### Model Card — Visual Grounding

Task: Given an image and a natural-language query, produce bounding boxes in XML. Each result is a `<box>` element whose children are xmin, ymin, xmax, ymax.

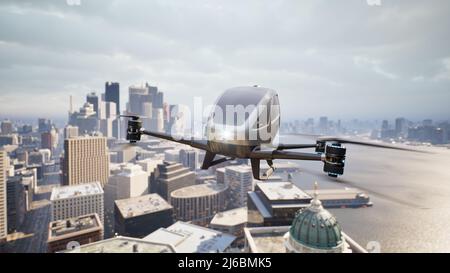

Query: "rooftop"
<box><xmin>244</xmin><ymin>226</ymin><xmax>290</xmax><ymax>253</ymax></box>
<box><xmin>256</xmin><ymin>182</ymin><xmax>311</xmax><ymax>201</ymax></box>
<box><xmin>170</xmin><ymin>181</ymin><xmax>227</xmax><ymax>198</ymax></box>
<box><xmin>210</xmin><ymin>207</ymin><xmax>248</xmax><ymax>227</ymax></box>
<box><xmin>50</xmin><ymin>182</ymin><xmax>103</xmax><ymax>200</ymax></box>
<box><xmin>115</xmin><ymin>193</ymin><xmax>172</xmax><ymax>219</ymax></box>
<box><xmin>225</xmin><ymin>165</ymin><xmax>252</xmax><ymax>173</ymax></box>
<box><xmin>143</xmin><ymin>221</ymin><xmax>236</xmax><ymax>253</ymax></box>
<box><xmin>305</xmin><ymin>188</ymin><xmax>367</xmax><ymax>200</ymax></box>
<box><xmin>63</xmin><ymin>236</ymin><xmax>175</xmax><ymax>253</ymax></box>
<box><xmin>48</xmin><ymin>213</ymin><xmax>102</xmax><ymax>242</ymax></box>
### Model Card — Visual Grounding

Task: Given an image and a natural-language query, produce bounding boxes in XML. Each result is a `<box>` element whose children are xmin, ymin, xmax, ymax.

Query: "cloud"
<box><xmin>0</xmin><ymin>0</ymin><xmax>449</xmax><ymax>121</ymax></box>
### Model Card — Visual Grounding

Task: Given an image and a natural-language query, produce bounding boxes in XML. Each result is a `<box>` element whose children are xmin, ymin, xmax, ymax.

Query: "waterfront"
<box><xmin>282</xmin><ymin>135</ymin><xmax>450</xmax><ymax>253</ymax></box>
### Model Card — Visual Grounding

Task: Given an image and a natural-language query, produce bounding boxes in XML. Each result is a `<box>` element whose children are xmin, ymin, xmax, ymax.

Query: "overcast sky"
<box><xmin>0</xmin><ymin>0</ymin><xmax>449</xmax><ymax>122</ymax></box>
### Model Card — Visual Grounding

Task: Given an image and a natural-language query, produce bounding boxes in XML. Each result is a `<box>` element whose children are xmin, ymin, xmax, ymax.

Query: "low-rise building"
<box><xmin>114</xmin><ymin>193</ymin><xmax>173</xmax><ymax>238</ymax></box>
<box><xmin>47</xmin><ymin>213</ymin><xmax>103</xmax><ymax>253</ymax></box>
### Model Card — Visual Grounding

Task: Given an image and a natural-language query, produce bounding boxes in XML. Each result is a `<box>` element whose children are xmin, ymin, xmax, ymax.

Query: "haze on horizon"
<box><xmin>0</xmin><ymin>0</ymin><xmax>449</xmax><ymax>121</ymax></box>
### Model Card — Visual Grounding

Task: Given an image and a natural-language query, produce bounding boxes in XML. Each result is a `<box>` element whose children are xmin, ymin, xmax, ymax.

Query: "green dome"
<box><xmin>289</xmin><ymin>199</ymin><xmax>343</xmax><ymax>249</ymax></box>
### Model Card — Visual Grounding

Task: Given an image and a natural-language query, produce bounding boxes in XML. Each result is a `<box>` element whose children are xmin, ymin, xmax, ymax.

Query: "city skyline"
<box><xmin>0</xmin><ymin>1</ymin><xmax>450</xmax><ymax>120</ymax></box>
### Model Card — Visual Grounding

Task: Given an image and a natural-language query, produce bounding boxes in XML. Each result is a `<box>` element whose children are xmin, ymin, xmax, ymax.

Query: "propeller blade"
<box><xmin>113</xmin><ymin>142</ymin><xmax>138</xmax><ymax>151</ymax></box>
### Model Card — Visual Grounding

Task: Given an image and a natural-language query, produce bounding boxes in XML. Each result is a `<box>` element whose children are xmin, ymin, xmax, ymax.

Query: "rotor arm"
<box><xmin>276</xmin><ymin>144</ymin><xmax>318</xmax><ymax>150</ymax></box>
<box><xmin>250</xmin><ymin>149</ymin><xmax>322</xmax><ymax>161</ymax></box>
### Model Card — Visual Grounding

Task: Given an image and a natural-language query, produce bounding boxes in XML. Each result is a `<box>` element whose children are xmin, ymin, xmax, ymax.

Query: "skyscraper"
<box><xmin>63</xmin><ymin>125</ymin><xmax>79</xmax><ymax>139</ymax></box>
<box><xmin>105</xmin><ymin>82</ymin><xmax>120</xmax><ymax>116</ymax></box>
<box><xmin>0</xmin><ymin>150</ymin><xmax>8</xmax><ymax>242</ymax></box>
<box><xmin>225</xmin><ymin>165</ymin><xmax>254</xmax><ymax>209</ymax></box>
<box><xmin>179</xmin><ymin>149</ymin><xmax>199</xmax><ymax>171</ymax></box>
<box><xmin>62</xmin><ymin>136</ymin><xmax>109</xmax><ymax>186</ymax></box>
<box><xmin>86</xmin><ymin>92</ymin><xmax>99</xmax><ymax>115</ymax></box>
<box><xmin>1</xmin><ymin>120</ymin><xmax>13</xmax><ymax>135</ymax></box>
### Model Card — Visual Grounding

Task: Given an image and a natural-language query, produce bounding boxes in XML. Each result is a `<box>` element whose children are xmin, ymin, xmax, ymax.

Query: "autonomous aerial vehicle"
<box><xmin>121</xmin><ymin>86</ymin><xmax>420</xmax><ymax>180</ymax></box>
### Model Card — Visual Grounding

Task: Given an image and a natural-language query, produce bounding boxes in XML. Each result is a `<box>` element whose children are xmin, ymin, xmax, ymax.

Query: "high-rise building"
<box><xmin>1</xmin><ymin>120</ymin><xmax>13</xmax><ymax>135</ymax></box>
<box><xmin>395</xmin><ymin>117</ymin><xmax>407</xmax><ymax>138</ymax></box>
<box><xmin>179</xmin><ymin>149</ymin><xmax>199</xmax><ymax>171</ymax></box>
<box><xmin>50</xmin><ymin>182</ymin><xmax>104</xmax><ymax>224</ymax></box>
<box><xmin>86</xmin><ymin>92</ymin><xmax>99</xmax><ymax>115</ymax></box>
<box><xmin>170</xmin><ymin>181</ymin><xmax>228</xmax><ymax>225</ymax></box>
<box><xmin>150</xmin><ymin>161</ymin><xmax>195</xmax><ymax>201</ymax></box>
<box><xmin>41</xmin><ymin>131</ymin><xmax>53</xmax><ymax>150</ymax></box>
<box><xmin>0</xmin><ymin>150</ymin><xmax>8</xmax><ymax>242</ymax></box>
<box><xmin>105</xmin><ymin>82</ymin><xmax>120</xmax><ymax>116</ymax></box>
<box><xmin>319</xmin><ymin>116</ymin><xmax>328</xmax><ymax>134</ymax></box>
<box><xmin>64</xmin><ymin>125</ymin><xmax>79</xmax><ymax>139</ymax></box>
<box><xmin>38</xmin><ymin>118</ymin><xmax>52</xmax><ymax>133</ymax></box>
<box><xmin>47</xmin><ymin>213</ymin><xmax>103</xmax><ymax>253</ymax></box>
<box><xmin>114</xmin><ymin>194</ymin><xmax>173</xmax><ymax>238</ymax></box>
<box><xmin>225</xmin><ymin>165</ymin><xmax>254</xmax><ymax>209</ymax></box>
<box><xmin>68</xmin><ymin>103</ymin><xmax>98</xmax><ymax>135</ymax></box>
<box><xmin>105</xmin><ymin>163</ymin><xmax>149</xmax><ymax>236</ymax></box>
<box><xmin>62</xmin><ymin>136</ymin><xmax>109</xmax><ymax>186</ymax></box>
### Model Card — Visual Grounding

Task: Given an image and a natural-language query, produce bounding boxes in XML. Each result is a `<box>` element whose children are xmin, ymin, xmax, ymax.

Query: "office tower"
<box><xmin>1</xmin><ymin>120</ymin><xmax>13</xmax><ymax>135</ymax></box>
<box><xmin>0</xmin><ymin>135</ymin><xmax>19</xmax><ymax>146</ymax></box>
<box><xmin>6</xmin><ymin>176</ymin><xmax>27</xmax><ymax>232</ymax></box>
<box><xmin>38</xmin><ymin>118</ymin><xmax>52</xmax><ymax>133</ymax></box>
<box><xmin>210</xmin><ymin>207</ymin><xmax>248</xmax><ymax>238</ymax></box>
<box><xmin>86</xmin><ymin>92</ymin><xmax>99</xmax><ymax>115</ymax></box>
<box><xmin>64</xmin><ymin>125</ymin><xmax>79</xmax><ymax>139</ymax></box>
<box><xmin>50</xmin><ymin>182</ymin><xmax>104</xmax><ymax>224</ymax></box>
<box><xmin>170</xmin><ymin>181</ymin><xmax>228</xmax><ymax>225</ymax></box>
<box><xmin>150</xmin><ymin>161</ymin><xmax>195</xmax><ymax>201</ymax></box>
<box><xmin>114</xmin><ymin>194</ymin><xmax>173</xmax><ymax>238</ymax></box>
<box><xmin>216</xmin><ymin>168</ymin><xmax>225</xmax><ymax>184</ymax></box>
<box><xmin>225</xmin><ymin>165</ymin><xmax>254</xmax><ymax>209</ymax></box>
<box><xmin>47</xmin><ymin>213</ymin><xmax>103</xmax><ymax>253</ymax></box>
<box><xmin>144</xmin><ymin>221</ymin><xmax>236</xmax><ymax>253</ymax></box>
<box><xmin>395</xmin><ymin>117</ymin><xmax>407</xmax><ymax>138</ymax></box>
<box><xmin>62</xmin><ymin>136</ymin><xmax>109</xmax><ymax>186</ymax></box>
<box><xmin>135</xmin><ymin>157</ymin><xmax>163</xmax><ymax>177</ymax></box>
<box><xmin>164</xmin><ymin>149</ymin><xmax>180</xmax><ymax>162</ymax></box>
<box><xmin>150</xmin><ymin>108</ymin><xmax>164</xmax><ymax>132</ymax></box>
<box><xmin>319</xmin><ymin>116</ymin><xmax>328</xmax><ymax>134</ymax></box>
<box><xmin>128</xmin><ymin>85</ymin><xmax>150</xmax><ymax>115</ymax></box>
<box><xmin>179</xmin><ymin>149</ymin><xmax>199</xmax><ymax>171</ymax></box>
<box><xmin>41</xmin><ymin>131</ymin><xmax>53</xmax><ymax>150</ymax></box>
<box><xmin>0</xmin><ymin>150</ymin><xmax>7</xmax><ymax>242</ymax></box>
<box><xmin>68</xmin><ymin>103</ymin><xmax>98</xmax><ymax>135</ymax></box>
<box><xmin>105</xmin><ymin>164</ymin><xmax>150</xmax><ymax>235</ymax></box>
<box><xmin>105</xmin><ymin>82</ymin><xmax>120</xmax><ymax>116</ymax></box>
<box><xmin>63</xmin><ymin>236</ymin><xmax>175</xmax><ymax>253</ymax></box>
<box><xmin>247</xmin><ymin>181</ymin><xmax>312</xmax><ymax>226</ymax></box>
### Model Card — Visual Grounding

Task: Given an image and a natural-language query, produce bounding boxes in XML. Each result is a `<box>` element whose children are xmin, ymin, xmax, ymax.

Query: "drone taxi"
<box><xmin>122</xmin><ymin>86</ymin><xmax>419</xmax><ymax>180</ymax></box>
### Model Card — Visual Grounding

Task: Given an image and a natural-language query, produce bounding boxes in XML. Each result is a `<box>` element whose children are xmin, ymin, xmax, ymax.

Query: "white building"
<box><xmin>50</xmin><ymin>182</ymin><xmax>104</xmax><ymax>224</ymax></box>
<box><xmin>225</xmin><ymin>165</ymin><xmax>254</xmax><ymax>208</ymax></box>
<box><xmin>144</xmin><ymin>221</ymin><xmax>236</xmax><ymax>253</ymax></box>
<box><xmin>179</xmin><ymin>149</ymin><xmax>199</xmax><ymax>171</ymax></box>
<box><xmin>105</xmin><ymin>164</ymin><xmax>149</xmax><ymax>211</ymax></box>
<box><xmin>164</xmin><ymin>149</ymin><xmax>180</xmax><ymax>163</ymax></box>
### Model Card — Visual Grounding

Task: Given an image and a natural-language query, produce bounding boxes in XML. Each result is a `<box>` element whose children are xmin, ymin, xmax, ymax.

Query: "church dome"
<box><xmin>287</xmin><ymin>183</ymin><xmax>344</xmax><ymax>252</ymax></box>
